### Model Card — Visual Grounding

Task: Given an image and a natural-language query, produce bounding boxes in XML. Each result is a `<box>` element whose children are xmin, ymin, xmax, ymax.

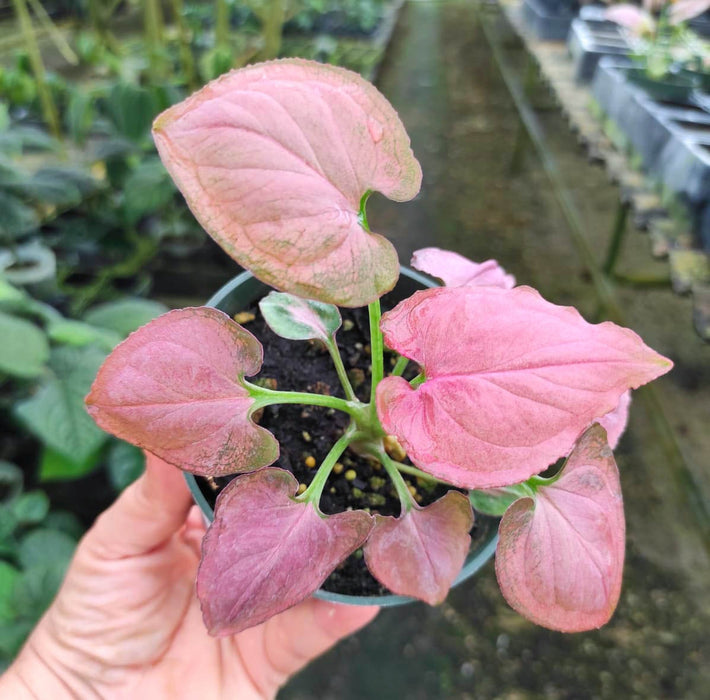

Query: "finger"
<box><xmin>185</xmin><ymin>504</ymin><xmax>207</xmax><ymax>531</ymax></box>
<box><xmin>240</xmin><ymin>598</ymin><xmax>379</xmax><ymax>694</ymax></box>
<box><xmin>182</xmin><ymin>506</ymin><xmax>207</xmax><ymax>558</ymax></box>
<box><xmin>84</xmin><ymin>451</ymin><xmax>194</xmax><ymax>558</ymax></box>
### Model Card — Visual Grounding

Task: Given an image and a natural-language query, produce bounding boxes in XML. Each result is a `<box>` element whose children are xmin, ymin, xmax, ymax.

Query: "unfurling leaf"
<box><xmin>197</xmin><ymin>468</ymin><xmax>373</xmax><ymax>635</ymax></box>
<box><xmin>364</xmin><ymin>491</ymin><xmax>473</xmax><ymax>605</ymax></box>
<box><xmin>495</xmin><ymin>424</ymin><xmax>625</xmax><ymax>632</ymax></box>
<box><xmin>377</xmin><ymin>286</ymin><xmax>672</xmax><ymax>488</ymax></box>
<box><xmin>259</xmin><ymin>291</ymin><xmax>341</xmax><ymax>343</ymax></box>
<box><xmin>153</xmin><ymin>59</ymin><xmax>422</xmax><ymax>307</ymax></box>
<box><xmin>411</xmin><ymin>247</ymin><xmax>515</xmax><ymax>289</ymax></box>
<box><xmin>86</xmin><ymin>307</ymin><xmax>278</xmax><ymax>476</ymax></box>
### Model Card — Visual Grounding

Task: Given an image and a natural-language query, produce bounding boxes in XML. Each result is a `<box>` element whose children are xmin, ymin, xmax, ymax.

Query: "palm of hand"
<box><xmin>4</xmin><ymin>456</ymin><xmax>377</xmax><ymax>700</ymax></box>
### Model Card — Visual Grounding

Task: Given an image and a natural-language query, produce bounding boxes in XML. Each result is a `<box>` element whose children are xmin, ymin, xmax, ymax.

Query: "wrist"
<box><xmin>0</xmin><ymin>667</ymin><xmax>33</xmax><ymax>699</ymax></box>
<box><xmin>0</xmin><ymin>630</ymin><xmax>82</xmax><ymax>700</ymax></box>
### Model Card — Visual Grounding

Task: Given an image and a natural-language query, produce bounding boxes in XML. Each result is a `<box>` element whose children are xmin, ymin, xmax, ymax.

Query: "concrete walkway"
<box><xmin>280</xmin><ymin>2</ymin><xmax>710</xmax><ymax>698</ymax></box>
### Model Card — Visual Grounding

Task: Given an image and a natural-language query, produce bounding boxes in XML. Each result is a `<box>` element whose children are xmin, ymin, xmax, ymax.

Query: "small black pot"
<box><xmin>185</xmin><ymin>267</ymin><xmax>499</xmax><ymax>607</ymax></box>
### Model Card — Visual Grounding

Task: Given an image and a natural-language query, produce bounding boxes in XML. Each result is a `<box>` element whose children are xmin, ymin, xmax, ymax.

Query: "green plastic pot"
<box><xmin>185</xmin><ymin>267</ymin><xmax>499</xmax><ymax>607</ymax></box>
<box><xmin>627</xmin><ymin>69</ymin><xmax>700</xmax><ymax>105</ymax></box>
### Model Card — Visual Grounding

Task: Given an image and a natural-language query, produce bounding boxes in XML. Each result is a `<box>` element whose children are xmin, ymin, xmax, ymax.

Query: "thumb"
<box><xmin>84</xmin><ymin>451</ymin><xmax>194</xmax><ymax>558</ymax></box>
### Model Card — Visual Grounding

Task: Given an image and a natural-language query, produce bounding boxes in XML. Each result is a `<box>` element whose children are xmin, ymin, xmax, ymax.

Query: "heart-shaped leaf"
<box><xmin>259</xmin><ymin>291</ymin><xmax>341</xmax><ymax>342</ymax></box>
<box><xmin>86</xmin><ymin>307</ymin><xmax>278</xmax><ymax>476</ymax></box>
<box><xmin>411</xmin><ymin>247</ymin><xmax>515</xmax><ymax>289</ymax></box>
<box><xmin>197</xmin><ymin>468</ymin><xmax>373</xmax><ymax>635</ymax></box>
<box><xmin>153</xmin><ymin>59</ymin><xmax>422</xmax><ymax>307</ymax></box>
<box><xmin>364</xmin><ymin>491</ymin><xmax>473</xmax><ymax>605</ymax></box>
<box><xmin>377</xmin><ymin>286</ymin><xmax>672</xmax><ymax>488</ymax></box>
<box><xmin>495</xmin><ymin>424</ymin><xmax>625</xmax><ymax>632</ymax></box>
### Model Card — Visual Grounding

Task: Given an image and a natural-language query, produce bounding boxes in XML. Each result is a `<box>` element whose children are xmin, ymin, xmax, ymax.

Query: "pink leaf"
<box><xmin>670</xmin><ymin>0</ymin><xmax>710</xmax><ymax>24</ymax></box>
<box><xmin>595</xmin><ymin>390</ymin><xmax>631</xmax><ymax>450</ymax></box>
<box><xmin>86</xmin><ymin>307</ymin><xmax>278</xmax><ymax>476</ymax></box>
<box><xmin>364</xmin><ymin>491</ymin><xmax>473</xmax><ymax>605</ymax></box>
<box><xmin>411</xmin><ymin>247</ymin><xmax>515</xmax><ymax>289</ymax></box>
<box><xmin>197</xmin><ymin>468</ymin><xmax>373</xmax><ymax>635</ymax></box>
<box><xmin>153</xmin><ymin>59</ymin><xmax>422</xmax><ymax>307</ymax></box>
<box><xmin>604</xmin><ymin>5</ymin><xmax>655</xmax><ymax>33</ymax></box>
<box><xmin>495</xmin><ymin>424</ymin><xmax>625</xmax><ymax>632</ymax></box>
<box><xmin>377</xmin><ymin>286</ymin><xmax>672</xmax><ymax>488</ymax></box>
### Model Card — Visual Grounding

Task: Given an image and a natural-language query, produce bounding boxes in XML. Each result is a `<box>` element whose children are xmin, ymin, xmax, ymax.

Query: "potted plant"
<box><xmin>605</xmin><ymin>0</ymin><xmax>710</xmax><ymax>102</ymax></box>
<box><xmin>85</xmin><ymin>59</ymin><xmax>672</xmax><ymax>636</ymax></box>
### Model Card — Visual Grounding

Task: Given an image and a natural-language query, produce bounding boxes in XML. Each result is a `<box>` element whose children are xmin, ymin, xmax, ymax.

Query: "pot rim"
<box><xmin>184</xmin><ymin>267</ymin><xmax>498</xmax><ymax>607</ymax></box>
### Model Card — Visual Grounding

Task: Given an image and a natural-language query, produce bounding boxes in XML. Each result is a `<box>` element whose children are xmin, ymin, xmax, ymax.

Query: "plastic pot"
<box><xmin>185</xmin><ymin>267</ymin><xmax>499</xmax><ymax>607</ymax></box>
<box><xmin>627</xmin><ymin>70</ymin><xmax>700</xmax><ymax>105</ymax></box>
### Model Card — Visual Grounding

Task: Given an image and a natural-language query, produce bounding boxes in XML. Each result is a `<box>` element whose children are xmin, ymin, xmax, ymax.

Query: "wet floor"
<box><xmin>280</xmin><ymin>1</ymin><xmax>710</xmax><ymax>698</ymax></box>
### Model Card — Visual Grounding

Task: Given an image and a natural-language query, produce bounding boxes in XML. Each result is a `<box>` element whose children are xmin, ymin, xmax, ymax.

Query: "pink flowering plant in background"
<box><xmin>85</xmin><ymin>59</ymin><xmax>672</xmax><ymax>636</ymax></box>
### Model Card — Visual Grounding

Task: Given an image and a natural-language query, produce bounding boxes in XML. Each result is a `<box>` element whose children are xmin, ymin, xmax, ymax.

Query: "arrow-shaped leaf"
<box><xmin>197</xmin><ymin>468</ymin><xmax>373</xmax><ymax>635</ymax></box>
<box><xmin>411</xmin><ymin>247</ymin><xmax>515</xmax><ymax>289</ymax></box>
<box><xmin>495</xmin><ymin>424</ymin><xmax>625</xmax><ymax>632</ymax></box>
<box><xmin>153</xmin><ymin>59</ymin><xmax>422</xmax><ymax>307</ymax></box>
<box><xmin>86</xmin><ymin>307</ymin><xmax>278</xmax><ymax>476</ymax></box>
<box><xmin>377</xmin><ymin>286</ymin><xmax>672</xmax><ymax>488</ymax></box>
<box><xmin>364</xmin><ymin>491</ymin><xmax>473</xmax><ymax>605</ymax></box>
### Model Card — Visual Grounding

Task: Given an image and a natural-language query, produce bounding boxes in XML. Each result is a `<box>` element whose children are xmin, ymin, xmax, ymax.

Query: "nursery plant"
<box><xmin>606</xmin><ymin>0</ymin><xmax>710</xmax><ymax>87</ymax></box>
<box><xmin>85</xmin><ymin>59</ymin><xmax>672</xmax><ymax>636</ymax></box>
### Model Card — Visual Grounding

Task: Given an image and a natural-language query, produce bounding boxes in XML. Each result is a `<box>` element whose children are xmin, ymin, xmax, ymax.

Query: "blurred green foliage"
<box><xmin>0</xmin><ymin>0</ymin><xmax>394</xmax><ymax>666</ymax></box>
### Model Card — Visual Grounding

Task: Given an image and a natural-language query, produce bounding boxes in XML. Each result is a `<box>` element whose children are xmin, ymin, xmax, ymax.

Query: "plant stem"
<box><xmin>358</xmin><ymin>190</ymin><xmax>373</xmax><ymax>232</ymax></box>
<box><xmin>526</xmin><ymin>472</ymin><xmax>560</xmax><ymax>489</ymax></box>
<box><xmin>26</xmin><ymin>0</ymin><xmax>78</xmax><ymax>65</ymax></box>
<box><xmin>410</xmin><ymin>373</ymin><xmax>425</xmax><ymax>388</ymax></box>
<box><xmin>327</xmin><ymin>337</ymin><xmax>356</xmax><ymax>401</ymax></box>
<box><xmin>65</xmin><ymin>230</ymin><xmax>158</xmax><ymax>315</ymax></box>
<box><xmin>378</xmin><ymin>450</ymin><xmax>415</xmax><ymax>512</ymax></box>
<box><xmin>298</xmin><ymin>428</ymin><xmax>358</xmax><ymax>505</ymax></box>
<box><xmin>169</xmin><ymin>0</ymin><xmax>197</xmax><ymax>90</ymax></box>
<box><xmin>246</xmin><ymin>382</ymin><xmax>362</xmax><ymax>418</ymax></box>
<box><xmin>12</xmin><ymin>0</ymin><xmax>61</xmax><ymax>139</ymax></box>
<box><xmin>215</xmin><ymin>0</ymin><xmax>229</xmax><ymax>50</ymax></box>
<box><xmin>144</xmin><ymin>0</ymin><xmax>166</xmax><ymax>80</ymax></box>
<box><xmin>368</xmin><ymin>299</ymin><xmax>384</xmax><ymax>417</ymax></box>
<box><xmin>391</xmin><ymin>355</ymin><xmax>409</xmax><ymax>377</ymax></box>
<box><xmin>390</xmin><ymin>460</ymin><xmax>455</xmax><ymax>487</ymax></box>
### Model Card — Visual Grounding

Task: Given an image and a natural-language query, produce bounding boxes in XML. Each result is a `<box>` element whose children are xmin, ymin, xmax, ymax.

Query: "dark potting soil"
<box><xmin>196</xmin><ymin>299</ymin><xmax>494</xmax><ymax>597</ymax></box>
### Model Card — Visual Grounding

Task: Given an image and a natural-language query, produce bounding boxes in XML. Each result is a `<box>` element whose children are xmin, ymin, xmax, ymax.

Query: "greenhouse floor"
<box><xmin>279</xmin><ymin>2</ymin><xmax>710</xmax><ymax>698</ymax></box>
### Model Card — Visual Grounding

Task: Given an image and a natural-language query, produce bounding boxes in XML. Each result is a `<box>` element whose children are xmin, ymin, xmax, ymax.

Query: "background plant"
<box><xmin>0</xmin><ymin>0</ymin><xmax>403</xmax><ymax>662</ymax></box>
<box><xmin>606</xmin><ymin>0</ymin><xmax>710</xmax><ymax>81</ymax></box>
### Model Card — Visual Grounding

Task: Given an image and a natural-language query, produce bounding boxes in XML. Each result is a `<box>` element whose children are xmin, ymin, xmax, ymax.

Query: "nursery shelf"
<box><xmin>477</xmin><ymin>0</ymin><xmax>710</xmax><ymax>546</ymax></box>
<box><xmin>494</xmin><ymin>0</ymin><xmax>710</xmax><ymax>345</ymax></box>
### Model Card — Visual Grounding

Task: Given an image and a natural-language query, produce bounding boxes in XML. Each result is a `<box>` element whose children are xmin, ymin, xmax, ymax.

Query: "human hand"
<box><xmin>0</xmin><ymin>453</ymin><xmax>378</xmax><ymax>699</ymax></box>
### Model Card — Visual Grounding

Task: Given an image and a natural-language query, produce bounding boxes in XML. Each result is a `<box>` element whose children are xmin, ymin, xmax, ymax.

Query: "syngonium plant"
<box><xmin>605</xmin><ymin>1</ymin><xmax>710</xmax><ymax>80</ymax></box>
<box><xmin>85</xmin><ymin>59</ymin><xmax>672</xmax><ymax>636</ymax></box>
